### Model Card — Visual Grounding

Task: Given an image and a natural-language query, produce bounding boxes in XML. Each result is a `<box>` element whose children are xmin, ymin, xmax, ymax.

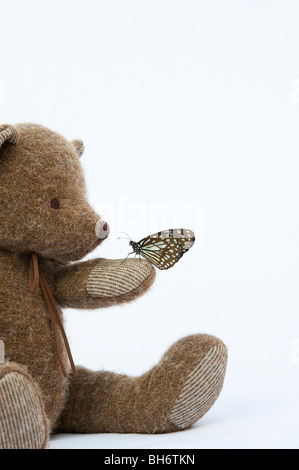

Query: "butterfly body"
<box><xmin>128</xmin><ymin>229</ymin><xmax>195</xmax><ymax>270</ymax></box>
<box><xmin>129</xmin><ymin>240</ymin><xmax>142</xmax><ymax>255</ymax></box>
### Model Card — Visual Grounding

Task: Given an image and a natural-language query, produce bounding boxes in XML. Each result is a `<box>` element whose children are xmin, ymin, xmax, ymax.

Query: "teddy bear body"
<box><xmin>0</xmin><ymin>123</ymin><xmax>228</xmax><ymax>448</ymax></box>
<box><xmin>0</xmin><ymin>251</ymin><xmax>68</xmax><ymax>424</ymax></box>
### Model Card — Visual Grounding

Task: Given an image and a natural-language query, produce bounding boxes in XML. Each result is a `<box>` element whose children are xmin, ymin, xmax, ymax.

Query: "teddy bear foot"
<box><xmin>57</xmin><ymin>334</ymin><xmax>227</xmax><ymax>434</ymax></box>
<box><xmin>133</xmin><ymin>333</ymin><xmax>228</xmax><ymax>433</ymax></box>
<box><xmin>164</xmin><ymin>334</ymin><xmax>228</xmax><ymax>431</ymax></box>
<box><xmin>0</xmin><ymin>362</ymin><xmax>50</xmax><ymax>449</ymax></box>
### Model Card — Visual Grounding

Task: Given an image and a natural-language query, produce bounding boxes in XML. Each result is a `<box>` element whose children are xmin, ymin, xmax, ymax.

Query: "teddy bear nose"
<box><xmin>95</xmin><ymin>219</ymin><xmax>110</xmax><ymax>240</ymax></box>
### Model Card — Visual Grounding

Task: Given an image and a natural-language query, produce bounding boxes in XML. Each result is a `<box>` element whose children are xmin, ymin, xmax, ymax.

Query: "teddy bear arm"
<box><xmin>53</xmin><ymin>258</ymin><xmax>156</xmax><ymax>309</ymax></box>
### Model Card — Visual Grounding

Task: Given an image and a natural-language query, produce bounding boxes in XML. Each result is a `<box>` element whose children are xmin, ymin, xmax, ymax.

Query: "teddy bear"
<box><xmin>0</xmin><ymin>123</ymin><xmax>228</xmax><ymax>449</ymax></box>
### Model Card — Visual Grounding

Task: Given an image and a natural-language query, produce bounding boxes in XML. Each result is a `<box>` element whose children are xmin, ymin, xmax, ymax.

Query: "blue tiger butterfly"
<box><xmin>124</xmin><ymin>228</ymin><xmax>195</xmax><ymax>270</ymax></box>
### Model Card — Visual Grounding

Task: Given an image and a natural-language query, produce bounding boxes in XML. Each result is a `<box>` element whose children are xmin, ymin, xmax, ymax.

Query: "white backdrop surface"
<box><xmin>1</xmin><ymin>0</ymin><xmax>299</xmax><ymax>449</ymax></box>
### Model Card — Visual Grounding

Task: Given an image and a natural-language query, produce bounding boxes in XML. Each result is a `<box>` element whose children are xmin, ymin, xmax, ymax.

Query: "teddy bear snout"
<box><xmin>95</xmin><ymin>219</ymin><xmax>110</xmax><ymax>240</ymax></box>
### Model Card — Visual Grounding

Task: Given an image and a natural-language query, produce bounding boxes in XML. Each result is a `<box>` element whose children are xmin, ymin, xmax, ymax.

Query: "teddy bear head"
<box><xmin>0</xmin><ymin>123</ymin><xmax>110</xmax><ymax>263</ymax></box>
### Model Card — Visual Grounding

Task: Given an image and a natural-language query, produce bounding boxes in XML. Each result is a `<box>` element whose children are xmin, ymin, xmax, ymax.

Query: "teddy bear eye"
<box><xmin>50</xmin><ymin>198</ymin><xmax>60</xmax><ymax>210</ymax></box>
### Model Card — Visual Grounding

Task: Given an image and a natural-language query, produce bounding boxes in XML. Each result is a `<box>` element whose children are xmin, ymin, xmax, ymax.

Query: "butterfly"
<box><xmin>124</xmin><ymin>229</ymin><xmax>195</xmax><ymax>270</ymax></box>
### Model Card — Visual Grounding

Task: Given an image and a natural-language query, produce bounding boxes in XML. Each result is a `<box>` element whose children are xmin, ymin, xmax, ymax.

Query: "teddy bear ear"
<box><xmin>71</xmin><ymin>139</ymin><xmax>84</xmax><ymax>158</ymax></box>
<box><xmin>0</xmin><ymin>124</ymin><xmax>19</xmax><ymax>148</ymax></box>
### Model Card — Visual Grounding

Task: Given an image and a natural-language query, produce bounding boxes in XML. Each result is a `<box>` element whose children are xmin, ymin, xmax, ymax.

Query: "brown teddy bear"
<box><xmin>0</xmin><ymin>123</ymin><xmax>228</xmax><ymax>449</ymax></box>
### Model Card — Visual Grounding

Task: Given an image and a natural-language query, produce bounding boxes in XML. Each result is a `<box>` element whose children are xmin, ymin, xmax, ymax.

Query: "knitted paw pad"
<box><xmin>169</xmin><ymin>342</ymin><xmax>227</xmax><ymax>429</ymax></box>
<box><xmin>86</xmin><ymin>259</ymin><xmax>153</xmax><ymax>298</ymax></box>
<box><xmin>0</xmin><ymin>367</ymin><xmax>49</xmax><ymax>449</ymax></box>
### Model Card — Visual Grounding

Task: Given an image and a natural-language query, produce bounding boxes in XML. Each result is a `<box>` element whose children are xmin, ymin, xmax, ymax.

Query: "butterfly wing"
<box><xmin>137</xmin><ymin>229</ymin><xmax>195</xmax><ymax>270</ymax></box>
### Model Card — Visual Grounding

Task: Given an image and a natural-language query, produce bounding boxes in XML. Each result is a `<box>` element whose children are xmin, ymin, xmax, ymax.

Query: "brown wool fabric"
<box><xmin>0</xmin><ymin>123</ymin><xmax>228</xmax><ymax>448</ymax></box>
<box><xmin>56</xmin><ymin>334</ymin><xmax>227</xmax><ymax>434</ymax></box>
<box><xmin>0</xmin><ymin>340</ymin><xmax>4</xmax><ymax>363</ymax></box>
<box><xmin>55</xmin><ymin>258</ymin><xmax>156</xmax><ymax>309</ymax></box>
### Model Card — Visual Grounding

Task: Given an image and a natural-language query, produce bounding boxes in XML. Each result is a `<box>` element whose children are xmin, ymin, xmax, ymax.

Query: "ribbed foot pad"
<box><xmin>169</xmin><ymin>342</ymin><xmax>227</xmax><ymax>429</ymax></box>
<box><xmin>0</xmin><ymin>363</ymin><xmax>49</xmax><ymax>449</ymax></box>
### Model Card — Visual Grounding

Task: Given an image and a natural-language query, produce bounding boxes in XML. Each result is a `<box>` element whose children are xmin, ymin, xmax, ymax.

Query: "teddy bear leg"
<box><xmin>0</xmin><ymin>362</ymin><xmax>50</xmax><ymax>449</ymax></box>
<box><xmin>57</xmin><ymin>334</ymin><xmax>227</xmax><ymax>434</ymax></box>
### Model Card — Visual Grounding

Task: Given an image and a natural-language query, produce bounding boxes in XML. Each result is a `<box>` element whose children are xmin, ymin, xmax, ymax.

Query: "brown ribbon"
<box><xmin>29</xmin><ymin>254</ymin><xmax>77</xmax><ymax>377</ymax></box>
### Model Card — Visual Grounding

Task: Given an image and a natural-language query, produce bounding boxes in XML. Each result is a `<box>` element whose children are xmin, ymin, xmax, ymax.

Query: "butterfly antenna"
<box><xmin>118</xmin><ymin>231</ymin><xmax>133</xmax><ymax>241</ymax></box>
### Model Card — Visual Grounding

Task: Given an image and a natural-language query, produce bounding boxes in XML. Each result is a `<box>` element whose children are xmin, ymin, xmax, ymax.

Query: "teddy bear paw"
<box><xmin>86</xmin><ymin>258</ymin><xmax>155</xmax><ymax>301</ymax></box>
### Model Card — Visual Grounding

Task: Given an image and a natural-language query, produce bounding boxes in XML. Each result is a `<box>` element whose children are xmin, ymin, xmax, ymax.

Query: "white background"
<box><xmin>1</xmin><ymin>0</ymin><xmax>299</xmax><ymax>449</ymax></box>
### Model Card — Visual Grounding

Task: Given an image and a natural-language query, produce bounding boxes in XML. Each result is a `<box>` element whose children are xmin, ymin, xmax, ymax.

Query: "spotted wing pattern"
<box><xmin>135</xmin><ymin>229</ymin><xmax>195</xmax><ymax>270</ymax></box>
